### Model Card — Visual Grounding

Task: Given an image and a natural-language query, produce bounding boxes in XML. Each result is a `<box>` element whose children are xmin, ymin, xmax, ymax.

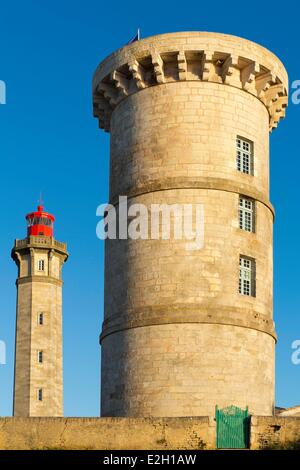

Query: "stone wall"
<box><xmin>1</xmin><ymin>416</ymin><xmax>300</xmax><ymax>449</ymax></box>
<box><xmin>250</xmin><ymin>416</ymin><xmax>300</xmax><ymax>449</ymax></box>
<box><xmin>0</xmin><ymin>417</ymin><xmax>215</xmax><ymax>450</ymax></box>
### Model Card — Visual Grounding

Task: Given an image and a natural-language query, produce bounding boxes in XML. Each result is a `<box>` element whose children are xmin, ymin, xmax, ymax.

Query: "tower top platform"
<box><xmin>93</xmin><ymin>31</ymin><xmax>288</xmax><ymax>132</ymax></box>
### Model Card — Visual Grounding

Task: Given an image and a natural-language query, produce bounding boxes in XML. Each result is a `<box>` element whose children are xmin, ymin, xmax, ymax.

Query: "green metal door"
<box><xmin>216</xmin><ymin>405</ymin><xmax>249</xmax><ymax>449</ymax></box>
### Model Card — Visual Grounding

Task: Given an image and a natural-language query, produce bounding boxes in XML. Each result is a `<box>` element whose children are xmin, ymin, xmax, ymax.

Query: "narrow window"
<box><xmin>239</xmin><ymin>197</ymin><xmax>255</xmax><ymax>232</ymax></box>
<box><xmin>38</xmin><ymin>312</ymin><xmax>44</xmax><ymax>325</ymax></box>
<box><xmin>38</xmin><ymin>388</ymin><xmax>43</xmax><ymax>401</ymax></box>
<box><xmin>236</xmin><ymin>137</ymin><xmax>253</xmax><ymax>175</ymax></box>
<box><xmin>38</xmin><ymin>351</ymin><xmax>43</xmax><ymax>363</ymax></box>
<box><xmin>239</xmin><ymin>256</ymin><xmax>256</xmax><ymax>297</ymax></box>
<box><xmin>38</xmin><ymin>259</ymin><xmax>45</xmax><ymax>271</ymax></box>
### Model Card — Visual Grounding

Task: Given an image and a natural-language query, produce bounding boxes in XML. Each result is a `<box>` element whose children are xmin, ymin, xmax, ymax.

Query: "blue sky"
<box><xmin>0</xmin><ymin>0</ymin><xmax>299</xmax><ymax>416</ymax></box>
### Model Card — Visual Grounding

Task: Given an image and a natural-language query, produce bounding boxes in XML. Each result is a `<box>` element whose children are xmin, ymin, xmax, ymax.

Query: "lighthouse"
<box><xmin>93</xmin><ymin>32</ymin><xmax>288</xmax><ymax>417</ymax></box>
<box><xmin>12</xmin><ymin>205</ymin><xmax>68</xmax><ymax>417</ymax></box>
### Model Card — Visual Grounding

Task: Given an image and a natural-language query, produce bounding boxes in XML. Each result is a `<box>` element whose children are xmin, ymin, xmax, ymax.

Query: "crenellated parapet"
<box><xmin>93</xmin><ymin>32</ymin><xmax>288</xmax><ymax>133</ymax></box>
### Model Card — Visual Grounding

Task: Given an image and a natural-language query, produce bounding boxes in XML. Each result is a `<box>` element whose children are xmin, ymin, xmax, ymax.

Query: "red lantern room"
<box><xmin>26</xmin><ymin>205</ymin><xmax>55</xmax><ymax>237</ymax></box>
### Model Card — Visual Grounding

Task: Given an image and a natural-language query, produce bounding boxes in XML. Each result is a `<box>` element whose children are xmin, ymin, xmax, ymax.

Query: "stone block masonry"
<box><xmin>1</xmin><ymin>417</ymin><xmax>300</xmax><ymax>449</ymax></box>
<box><xmin>250</xmin><ymin>416</ymin><xmax>300</xmax><ymax>449</ymax></box>
<box><xmin>12</xmin><ymin>235</ymin><xmax>68</xmax><ymax>417</ymax></box>
<box><xmin>0</xmin><ymin>417</ymin><xmax>215</xmax><ymax>450</ymax></box>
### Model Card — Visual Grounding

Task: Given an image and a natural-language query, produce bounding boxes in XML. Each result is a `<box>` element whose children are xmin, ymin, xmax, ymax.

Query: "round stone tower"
<box><xmin>93</xmin><ymin>32</ymin><xmax>288</xmax><ymax>417</ymax></box>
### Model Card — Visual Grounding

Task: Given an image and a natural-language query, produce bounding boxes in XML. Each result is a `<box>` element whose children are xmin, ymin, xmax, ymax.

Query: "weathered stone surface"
<box><xmin>0</xmin><ymin>417</ymin><xmax>215</xmax><ymax>450</ymax></box>
<box><xmin>1</xmin><ymin>416</ymin><xmax>300</xmax><ymax>450</ymax></box>
<box><xmin>250</xmin><ymin>416</ymin><xmax>300</xmax><ymax>449</ymax></box>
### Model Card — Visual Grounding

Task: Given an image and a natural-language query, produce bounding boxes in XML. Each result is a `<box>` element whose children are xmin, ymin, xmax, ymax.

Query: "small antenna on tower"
<box><xmin>38</xmin><ymin>192</ymin><xmax>44</xmax><ymax>210</ymax></box>
<box><xmin>126</xmin><ymin>29</ymin><xmax>141</xmax><ymax>45</ymax></box>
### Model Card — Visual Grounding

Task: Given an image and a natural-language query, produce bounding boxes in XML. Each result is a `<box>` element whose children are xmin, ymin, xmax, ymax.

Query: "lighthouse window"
<box><xmin>236</xmin><ymin>137</ymin><xmax>253</xmax><ymax>175</ymax></box>
<box><xmin>38</xmin><ymin>388</ymin><xmax>43</xmax><ymax>401</ymax></box>
<box><xmin>239</xmin><ymin>197</ymin><xmax>255</xmax><ymax>232</ymax></box>
<box><xmin>239</xmin><ymin>256</ymin><xmax>256</xmax><ymax>297</ymax></box>
<box><xmin>38</xmin><ymin>259</ymin><xmax>45</xmax><ymax>271</ymax></box>
<box><xmin>38</xmin><ymin>351</ymin><xmax>43</xmax><ymax>363</ymax></box>
<box><xmin>30</xmin><ymin>217</ymin><xmax>52</xmax><ymax>226</ymax></box>
<box><xmin>38</xmin><ymin>312</ymin><xmax>44</xmax><ymax>325</ymax></box>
